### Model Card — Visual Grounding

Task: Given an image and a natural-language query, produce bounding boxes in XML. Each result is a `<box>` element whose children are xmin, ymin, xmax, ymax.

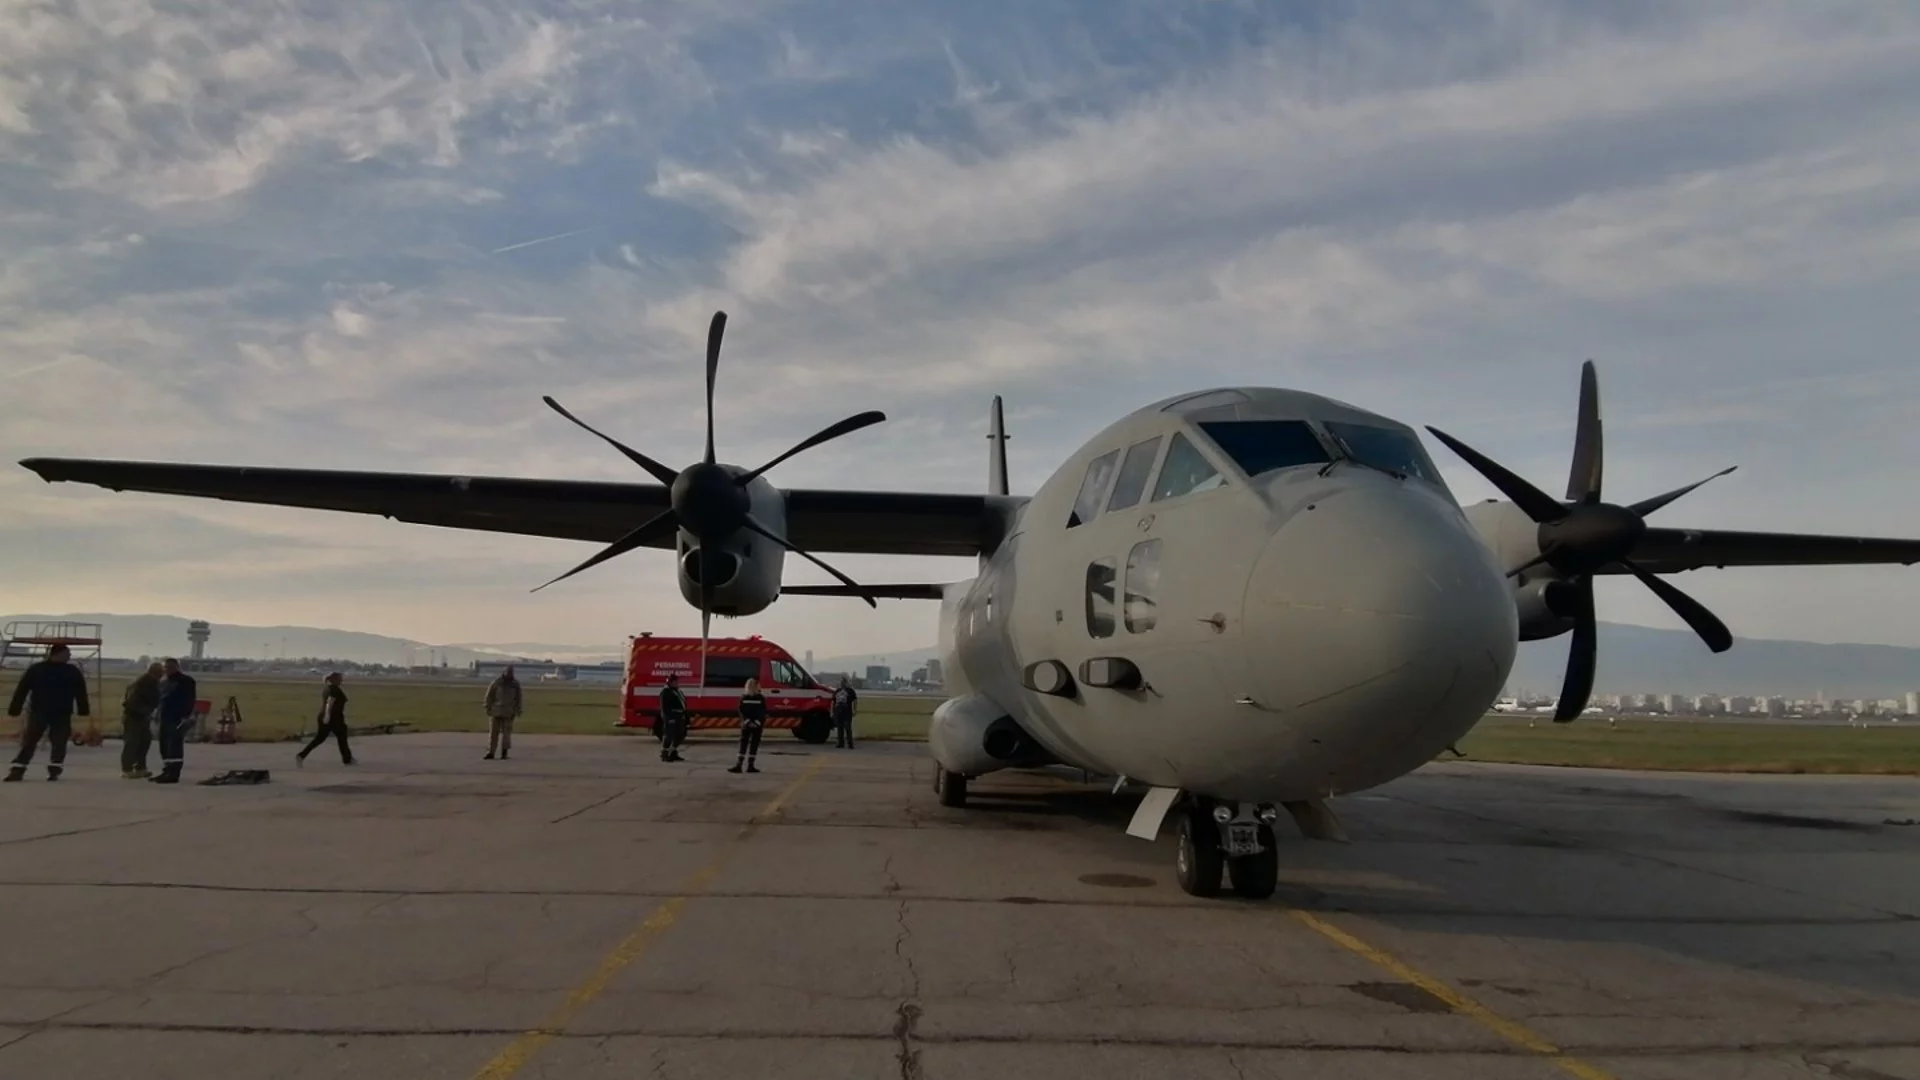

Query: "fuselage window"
<box><xmin>1151</xmin><ymin>432</ymin><xmax>1228</xmax><ymax>501</ymax></box>
<box><xmin>1323</xmin><ymin>420</ymin><xmax>1448</xmax><ymax>489</ymax></box>
<box><xmin>1085</xmin><ymin>557</ymin><xmax>1117</xmax><ymax>639</ymax></box>
<box><xmin>1195</xmin><ymin>420</ymin><xmax>1331</xmax><ymax>480</ymax></box>
<box><xmin>1068</xmin><ymin>450</ymin><xmax>1121</xmax><ymax>527</ymax></box>
<box><xmin>1124</xmin><ymin>539</ymin><xmax>1162</xmax><ymax>633</ymax></box>
<box><xmin>1105</xmin><ymin>436</ymin><xmax>1163</xmax><ymax>513</ymax></box>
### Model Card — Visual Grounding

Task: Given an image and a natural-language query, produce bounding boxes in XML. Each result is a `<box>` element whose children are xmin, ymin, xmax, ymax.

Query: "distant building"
<box><xmin>1905</xmin><ymin>691</ymin><xmax>1919</xmax><ymax>717</ymax></box>
<box><xmin>925</xmin><ymin>658</ymin><xmax>943</xmax><ymax>685</ymax></box>
<box><xmin>187</xmin><ymin>620</ymin><xmax>211</xmax><ymax>660</ymax></box>
<box><xmin>866</xmin><ymin>664</ymin><xmax>891</xmax><ymax>686</ymax></box>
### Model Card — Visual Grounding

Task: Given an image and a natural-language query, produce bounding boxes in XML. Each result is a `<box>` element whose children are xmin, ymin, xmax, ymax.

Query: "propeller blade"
<box><xmin>704</xmin><ymin>311</ymin><xmax>725</xmax><ymax>466</ymax></box>
<box><xmin>542</xmin><ymin>397</ymin><xmax>680</xmax><ymax>486</ymax></box>
<box><xmin>698</xmin><ymin>546</ymin><xmax>714</xmax><ymax>687</ymax></box>
<box><xmin>1553</xmin><ymin>577</ymin><xmax>1597</xmax><ymax>722</ymax></box>
<box><xmin>735</xmin><ymin>410</ymin><xmax>888</xmax><ymax>486</ymax></box>
<box><xmin>1616</xmin><ymin>557</ymin><xmax>1733</xmax><ymax>653</ymax></box>
<box><xmin>531</xmin><ymin>508</ymin><xmax>678</xmax><ymax>593</ymax></box>
<box><xmin>1566</xmin><ymin>360</ymin><xmax>1604</xmax><ymax>504</ymax></box>
<box><xmin>1626</xmin><ymin>466</ymin><xmax>1737</xmax><ymax>519</ymax></box>
<box><xmin>1425</xmin><ymin>427</ymin><xmax>1569</xmax><ymax>523</ymax></box>
<box><xmin>742</xmin><ymin>515</ymin><xmax>878</xmax><ymax>608</ymax></box>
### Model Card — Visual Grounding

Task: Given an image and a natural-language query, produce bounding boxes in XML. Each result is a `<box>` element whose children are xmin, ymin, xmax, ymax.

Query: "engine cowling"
<box><xmin>1513</xmin><ymin>578</ymin><xmax>1580</xmax><ymax>641</ymax></box>
<box><xmin>929</xmin><ymin>694</ymin><xmax>1055</xmax><ymax>777</ymax></box>
<box><xmin>676</xmin><ymin>531</ymin><xmax>784</xmax><ymax>617</ymax></box>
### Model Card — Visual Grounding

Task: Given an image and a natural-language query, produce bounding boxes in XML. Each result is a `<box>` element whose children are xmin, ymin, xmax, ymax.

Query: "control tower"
<box><xmin>187</xmin><ymin>620</ymin><xmax>211</xmax><ymax>660</ymax></box>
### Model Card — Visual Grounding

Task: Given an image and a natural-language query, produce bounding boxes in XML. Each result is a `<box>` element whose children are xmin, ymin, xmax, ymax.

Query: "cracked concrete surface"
<box><xmin>0</xmin><ymin>733</ymin><xmax>1916</xmax><ymax>1079</ymax></box>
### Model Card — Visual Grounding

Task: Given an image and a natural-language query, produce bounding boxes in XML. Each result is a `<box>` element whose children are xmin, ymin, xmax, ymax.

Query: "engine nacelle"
<box><xmin>928</xmin><ymin>694</ymin><xmax>1055</xmax><ymax>777</ymax></box>
<box><xmin>672</xmin><ymin>469</ymin><xmax>788</xmax><ymax>617</ymax></box>
<box><xmin>1513</xmin><ymin>578</ymin><xmax>1580</xmax><ymax>641</ymax></box>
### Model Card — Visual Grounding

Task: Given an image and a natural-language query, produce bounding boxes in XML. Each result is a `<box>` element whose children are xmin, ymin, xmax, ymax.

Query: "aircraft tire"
<box><xmin>1228</xmin><ymin>826</ymin><xmax>1279</xmax><ymax>900</ymax></box>
<box><xmin>1174</xmin><ymin>811</ymin><xmax>1223</xmax><ymax>897</ymax></box>
<box><xmin>793</xmin><ymin>711</ymin><xmax>833</xmax><ymax>744</ymax></box>
<box><xmin>936</xmin><ymin>769</ymin><xmax>968</xmax><ymax>808</ymax></box>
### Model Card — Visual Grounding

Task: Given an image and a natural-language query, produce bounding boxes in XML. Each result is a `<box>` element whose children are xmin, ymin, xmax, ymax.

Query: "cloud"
<box><xmin>5</xmin><ymin>0</ymin><xmax>1920</xmax><ymax>661</ymax></box>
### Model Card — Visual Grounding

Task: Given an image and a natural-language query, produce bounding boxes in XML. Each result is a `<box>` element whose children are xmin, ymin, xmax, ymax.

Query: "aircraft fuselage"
<box><xmin>933</xmin><ymin>387</ymin><xmax>1519</xmax><ymax>805</ymax></box>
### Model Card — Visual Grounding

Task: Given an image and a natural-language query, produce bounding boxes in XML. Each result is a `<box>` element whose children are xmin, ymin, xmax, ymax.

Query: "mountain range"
<box><xmin>5</xmin><ymin>613</ymin><xmax>1916</xmax><ymax>699</ymax></box>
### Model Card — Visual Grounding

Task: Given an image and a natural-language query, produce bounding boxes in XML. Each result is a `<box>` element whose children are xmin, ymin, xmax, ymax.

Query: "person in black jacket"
<box><xmin>297</xmin><ymin>672</ymin><xmax>356</xmax><ymax>766</ymax></box>
<box><xmin>658</xmin><ymin>674</ymin><xmax>688</xmax><ymax>763</ymax></box>
<box><xmin>728</xmin><ymin>678</ymin><xmax>765</xmax><ymax>774</ymax></box>
<box><xmin>149</xmin><ymin>657</ymin><xmax>198</xmax><ymax>784</ymax></box>
<box><xmin>120</xmin><ymin>661</ymin><xmax>164</xmax><ymax>778</ymax></box>
<box><xmin>830</xmin><ymin>677</ymin><xmax>858</xmax><ymax>749</ymax></box>
<box><xmin>5</xmin><ymin>644</ymin><xmax>91</xmax><ymax>782</ymax></box>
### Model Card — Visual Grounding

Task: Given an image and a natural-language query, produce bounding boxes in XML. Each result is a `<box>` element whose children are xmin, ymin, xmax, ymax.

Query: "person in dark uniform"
<box><xmin>5</xmin><ymin>643</ymin><xmax>91</xmax><ymax>782</ymax></box>
<box><xmin>728</xmin><ymin>677</ymin><xmax>766</xmax><ymax>774</ymax></box>
<box><xmin>658</xmin><ymin>673</ymin><xmax>688</xmax><ymax>763</ymax></box>
<box><xmin>151</xmin><ymin>657</ymin><xmax>197</xmax><ymax>784</ymax></box>
<box><xmin>297</xmin><ymin>672</ymin><xmax>355</xmax><ymax>766</ymax></box>
<box><xmin>120</xmin><ymin>661</ymin><xmax>164</xmax><ymax>778</ymax></box>
<box><xmin>830</xmin><ymin>676</ymin><xmax>858</xmax><ymax>749</ymax></box>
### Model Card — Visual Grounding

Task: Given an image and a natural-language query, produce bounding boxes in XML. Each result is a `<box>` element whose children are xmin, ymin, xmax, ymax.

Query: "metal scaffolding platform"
<box><xmin>3</xmin><ymin>621</ymin><xmax>106</xmax><ymax>735</ymax></box>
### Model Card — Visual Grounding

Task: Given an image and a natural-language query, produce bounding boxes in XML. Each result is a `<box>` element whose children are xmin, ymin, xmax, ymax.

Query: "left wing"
<box><xmin>1605</xmin><ymin>527</ymin><xmax>1920</xmax><ymax>574</ymax></box>
<box><xmin>18</xmin><ymin>458</ymin><xmax>1013</xmax><ymax>558</ymax></box>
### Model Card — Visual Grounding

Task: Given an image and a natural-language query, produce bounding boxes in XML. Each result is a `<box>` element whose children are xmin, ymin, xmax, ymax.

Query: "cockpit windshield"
<box><xmin>1194</xmin><ymin>420</ymin><xmax>1332</xmax><ymax>480</ymax></box>
<box><xmin>1322</xmin><ymin>421</ymin><xmax>1446</xmax><ymax>487</ymax></box>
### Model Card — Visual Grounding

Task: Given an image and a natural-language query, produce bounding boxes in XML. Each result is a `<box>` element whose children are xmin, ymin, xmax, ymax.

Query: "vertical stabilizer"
<box><xmin>987</xmin><ymin>395</ymin><xmax>1009</xmax><ymax>497</ymax></box>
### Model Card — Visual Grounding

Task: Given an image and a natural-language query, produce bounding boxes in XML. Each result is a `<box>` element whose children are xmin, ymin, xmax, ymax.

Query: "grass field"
<box><xmin>5</xmin><ymin>674</ymin><xmax>1917</xmax><ymax>774</ymax></box>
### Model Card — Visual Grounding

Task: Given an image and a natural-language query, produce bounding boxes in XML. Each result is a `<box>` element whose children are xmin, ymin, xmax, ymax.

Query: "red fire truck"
<box><xmin>619</xmin><ymin>633</ymin><xmax>838</xmax><ymax>743</ymax></box>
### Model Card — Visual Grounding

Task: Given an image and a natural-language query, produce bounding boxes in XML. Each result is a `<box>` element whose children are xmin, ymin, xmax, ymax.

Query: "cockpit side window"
<box><xmin>1105</xmin><ymin>436</ymin><xmax>1163</xmax><ymax>513</ymax></box>
<box><xmin>1067</xmin><ymin>450</ymin><xmax>1120</xmax><ymax>528</ymax></box>
<box><xmin>1085</xmin><ymin>557</ymin><xmax>1117</xmax><ymax>639</ymax></box>
<box><xmin>1195</xmin><ymin>420</ymin><xmax>1331</xmax><ymax>480</ymax></box>
<box><xmin>1323</xmin><ymin>421</ymin><xmax>1448</xmax><ymax>488</ymax></box>
<box><xmin>1150</xmin><ymin>432</ymin><xmax>1228</xmax><ymax>502</ymax></box>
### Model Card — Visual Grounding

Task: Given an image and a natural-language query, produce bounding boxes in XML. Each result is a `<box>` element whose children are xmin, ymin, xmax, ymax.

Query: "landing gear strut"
<box><xmin>1175</xmin><ymin>798</ymin><xmax>1279</xmax><ymax>900</ymax></box>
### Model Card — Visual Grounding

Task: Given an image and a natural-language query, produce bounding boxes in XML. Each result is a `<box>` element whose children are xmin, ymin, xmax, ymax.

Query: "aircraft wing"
<box><xmin>17</xmin><ymin>458</ymin><xmax>1010</xmax><ymax>557</ymax></box>
<box><xmin>1606</xmin><ymin>527</ymin><xmax>1920</xmax><ymax>574</ymax></box>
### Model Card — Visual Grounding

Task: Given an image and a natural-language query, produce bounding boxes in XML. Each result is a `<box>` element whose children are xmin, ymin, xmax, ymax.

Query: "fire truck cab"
<box><xmin>620</xmin><ymin>633</ymin><xmax>838</xmax><ymax>744</ymax></box>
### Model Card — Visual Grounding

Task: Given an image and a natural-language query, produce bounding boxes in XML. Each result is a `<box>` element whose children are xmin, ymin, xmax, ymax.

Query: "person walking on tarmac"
<box><xmin>658</xmin><ymin>673</ymin><xmax>688</xmax><ymax>763</ymax></box>
<box><xmin>120</xmin><ymin>661</ymin><xmax>164</xmax><ymax>778</ymax></box>
<box><xmin>482</xmin><ymin>665</ymin><xmax>522</xmax><ymax>760</ymax></box>
<box><xmin>297</xmin><ymin>672</ymin><xmax>356</xmax><ymax>767</ymax></box>
<box><xmin>830</xmin><ymin>676</ymin><xmax>858</xmax><ymax>749</ymax></box>
<box><xmin>150</xmin><ymin>657</ymin><xmax>196</xmax><ymax>784</ymax></box>
<box><xmin>5</xmin><ymin>643</ymin><xmax>91</xmax><ymax>782</ymax></box>
<box><xmin>728</xmin><ymin>677</ymin><xmax>767</xmax><ymax>774</ymax></box>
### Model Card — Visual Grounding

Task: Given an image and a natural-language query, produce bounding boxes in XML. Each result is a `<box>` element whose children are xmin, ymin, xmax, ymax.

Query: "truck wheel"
<box><xmin>794</xmin><ymin>711</ymin><xmax>832</xmax><ymax>744</ymax></box>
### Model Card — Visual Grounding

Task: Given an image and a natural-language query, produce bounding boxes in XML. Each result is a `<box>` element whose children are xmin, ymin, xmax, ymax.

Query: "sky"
<box><xmin>5</xmin><ymin>0</ymin><xmax>1920</xmax><ymax>660</ymax></box>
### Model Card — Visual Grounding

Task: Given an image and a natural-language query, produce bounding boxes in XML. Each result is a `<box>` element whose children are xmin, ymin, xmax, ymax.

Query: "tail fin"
<box><xmin>987</xmin><ymin>394</ymin><xmax>1009</xmax><ymax>497</ymax></box>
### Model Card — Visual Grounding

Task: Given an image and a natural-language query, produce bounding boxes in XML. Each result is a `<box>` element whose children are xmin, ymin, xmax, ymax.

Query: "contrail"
<box><xmin>0</xmin><ymin>355</ymin><xmax>84</xmax><ymax>381</ymax></box>
<box><xmin>491</xmin><ymin>228</ymin><xmax>587</xmax><ymax>255</ymax></box>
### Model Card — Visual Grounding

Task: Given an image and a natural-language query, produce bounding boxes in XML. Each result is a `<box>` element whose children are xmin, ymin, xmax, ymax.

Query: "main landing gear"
<box><xmin>1174</xmin><ymin>797</ymin><xmax>1279</xmax><ymax>900</ymax></box>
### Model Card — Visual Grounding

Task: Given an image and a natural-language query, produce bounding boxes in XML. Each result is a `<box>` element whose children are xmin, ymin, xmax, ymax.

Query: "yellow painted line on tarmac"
<box><xmin>472</xmin><ymin>756</ymin><xmax>829</xmax><ymax>1079</ymax></box>
<box><xmin>1286</xmin><ymin>908</ymin><xmax>1619</xmax><ymax>1080</ymax></box>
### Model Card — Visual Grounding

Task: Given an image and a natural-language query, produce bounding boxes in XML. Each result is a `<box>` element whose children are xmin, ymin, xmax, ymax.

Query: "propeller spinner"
<box><xmin>1426</xmin><ymin>360</ymin><xmax>1738</xmax><ymax>723</ymax></box>
<box><xmin>533</xmin><ymin>310</ymin><xmax>884</xmax><ymax>680</ymax></box>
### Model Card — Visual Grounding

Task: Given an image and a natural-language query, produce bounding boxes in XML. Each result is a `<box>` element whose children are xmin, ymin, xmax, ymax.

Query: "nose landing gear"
<box><xmin>1174</xmin><ymin>798</ymin><xmax>1280</xmax><ymax>900</ymax></box>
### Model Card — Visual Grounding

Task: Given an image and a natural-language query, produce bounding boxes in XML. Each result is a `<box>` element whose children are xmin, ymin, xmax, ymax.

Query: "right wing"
<box><xmin>18</xmin><ymin>458</ymin><xmax>1020</xmax><ymax>558</ymax></box>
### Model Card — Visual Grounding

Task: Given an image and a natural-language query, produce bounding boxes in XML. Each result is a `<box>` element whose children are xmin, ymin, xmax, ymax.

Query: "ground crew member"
<box><xmin>658</xmin><ymin>673</ymin><xmax>688</xmax><ymax>763</ymax></box>
<box><xmin>151</xmin><ymin>657</ymin><xmax>197</xmax><ymax>784</ymax></box>
<box><xmin>297</xmin><ymin>672</ymin><xmax>356</xmax><ymax>766</ymax></box>
<box><xmin>831</xmin><ymin>676</ymin><xmax>858</xmax><ymax>749</ymax></box>
<box><xmin>728</xmin><ymin>677</ymin><xmax>766</xmax><ymax>774</ymax></box>
<box><xmin>120</xmin><ymin>661</ymin><xmax>164</xmax><ymax>778</ymax></box>
<box><xmin>483</xmin><ymin>665</ymin><xmax>522</xmax><ymax>760</ymax></box>
<box><xmin>5</xmin><ymin>643</ymin><xmax>91</xmax><ymax>782</ymax></box>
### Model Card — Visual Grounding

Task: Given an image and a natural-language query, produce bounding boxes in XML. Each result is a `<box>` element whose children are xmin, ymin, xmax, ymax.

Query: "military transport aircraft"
<box><xmin>20</xmin><ymin>312</ymin><xmax>1920</xmax><ymax>900</ymax></box>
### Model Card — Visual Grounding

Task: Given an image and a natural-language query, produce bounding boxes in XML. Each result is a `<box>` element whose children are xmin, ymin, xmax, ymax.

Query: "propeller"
<box><xmin>1425</xmin><ymin>360</ymin><xmax>1738</xmax><ymax>723</ymax></box>
<box><xmin>534</xmin><ymin>310</ymin><xmax>884</xmax><ymax>683</ymax></box>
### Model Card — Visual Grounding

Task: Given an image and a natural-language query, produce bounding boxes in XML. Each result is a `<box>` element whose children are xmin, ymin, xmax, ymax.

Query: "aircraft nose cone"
<box><xmin>1240</xmin><ymin>479</ymin><xmax>1517</xmax><ymax>791</ymax></box>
